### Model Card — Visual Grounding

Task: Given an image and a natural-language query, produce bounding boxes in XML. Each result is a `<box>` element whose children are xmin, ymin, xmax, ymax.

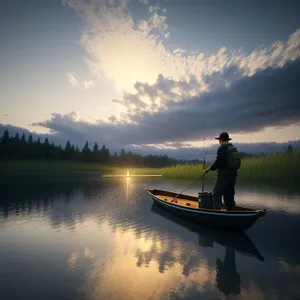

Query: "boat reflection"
<box><xmin>150</xmin><ymin>204</ymin><xmax>265</xmax><ymax>296</ymax></box>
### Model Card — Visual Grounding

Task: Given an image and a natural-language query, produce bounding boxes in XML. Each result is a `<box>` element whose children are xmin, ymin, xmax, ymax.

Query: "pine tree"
<box><xmin>26</xmin><ymin>134</ymin><xmax>34</xmax><ymax>159</ymax></box>
<box><xmin>12</xmin><ymin>133</ymin><xmax>21</xmax><ymax>159</ymax></box>
<box><xmin>43</xmin><ymin>137</ymin><xmax>50</xmax><ymax>158</ymax></box>
<box><xmin>0</xmin><ymin>129</ymin><xmax>10</xmax><ymax>159</ymax></box>
<box><xmin>104</xmin><ymin>145</ymin><xmax>110</xmax><ymax>163</ymax></box>
<box><xmin>93</xmin><ymin>142</ymin><xmax>99</xmax><ymax>153</ymax></box>
<box><xmin>64</xmin><ymin>140</ymin><xmax>72</xmax><ymax>160</ymax></box>
<box><xmin>21</xmin><ymin>133</ymin><xmax>26</xmax><ymax>143</ymax></box>
<box><xmin>93</xmin><ymin>142</ymin><xmax>99</xmax><ymax>162</ymax></box>
<box><xmin>2</xmin><ymin>129</ymin><xmax>9</xmax><ymax>141</ymax></box>
<box><xmin>65</xmin><ymin>140</ymin><xmax>71</xmax><ymax>151</ymax></box>
<box><xmin>44</xmin><ymin>137</ymin><xmax>49</xmax><ymax>146</ymax></box>
<box><xmin>81</xmin><ymin>141</ymin><xmax>91</xmax><ymax>161</ymax></box>
<box><xmin>287</xmin><ymin>145</ymin><xmax>293</xmax><ymax>153</ymax></box>
<box><xmin>14</xmin><ymin>133</ymin><xmax>20</xmax><ymax>141</ymax></box>
<box><xmin>28</xmin><ymin>134</ymin><xmax>33</xmax><ymax>144</ymax></box>
<box><xmin>75</xmin><ymin>147</ymin><xmax>80</xmax><ymax>158</ymax></box>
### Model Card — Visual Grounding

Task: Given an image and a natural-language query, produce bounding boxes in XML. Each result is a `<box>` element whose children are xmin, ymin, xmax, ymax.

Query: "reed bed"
<box><xmin>159</xmin><ymin>151</ymin><xmax>300</xmax><ymax>181</ymax></box>
<box><xmin>239</xmin><ymin>151</ymin><xmax>300</xmax><ymax>180</ymax></box>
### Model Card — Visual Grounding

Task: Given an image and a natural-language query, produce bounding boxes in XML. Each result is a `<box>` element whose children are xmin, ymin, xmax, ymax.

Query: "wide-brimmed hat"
<box><xmin>215</xmin><ymin>132</ymin><xmax>232</xmax><ymax>141</ymax></box>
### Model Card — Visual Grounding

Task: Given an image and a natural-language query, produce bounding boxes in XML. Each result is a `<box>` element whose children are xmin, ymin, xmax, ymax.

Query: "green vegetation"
<box><xmin>1</xmin><ymin>151</ymin><xmax>299</xmax><ymax>181</ymax></box>
<box><xmin>1</xmin><ymin>128</ymin><xmax>299</xmax><ymax>181</ymax></box>
<box><xmin>236</xmin><ymin>150</ymin><xmax>300</xmax><ymax>181</ymax></box>
<box><xmin>157</xmin><ymin>150</ymin><xmax>300</xmax><ymax>181</ymax></box>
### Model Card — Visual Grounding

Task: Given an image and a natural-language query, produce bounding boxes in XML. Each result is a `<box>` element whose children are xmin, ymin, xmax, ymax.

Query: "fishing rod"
<box><xmin>170</xmin><ymin>120</ymin><xmax>207</xmax><ymax>203</ymax></box>
<box><xmin>202</xmin><ymin>119</ymin><xmax>207</xmax><ymax>192</ymax></box>
<box><xmin>170</xmin><ymin>175</ymin><xmax>204</xmax><ymax>203</ymax></box>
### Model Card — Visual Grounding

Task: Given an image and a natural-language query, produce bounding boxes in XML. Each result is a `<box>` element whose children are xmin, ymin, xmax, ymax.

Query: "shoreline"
<box><xmin>1</xmin><ymin>150</ymin><xmax>299</xmax><ymax>181</ymax></box>
<box><xmin>0</xmin><ymin>170</ymin><xmax>298</xmax><ymax>183</ymax></box>
<box><xmin>0</xmin><ymin>171</ymin><xmax>106</xmax><ymax>176</ymax></box>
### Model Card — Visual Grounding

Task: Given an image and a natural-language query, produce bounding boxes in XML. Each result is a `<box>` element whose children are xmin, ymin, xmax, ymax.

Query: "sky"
<box><xmin>1</xmin><ymin>0</ymin><xmax>300</xmax><ymax>159</ymax></box>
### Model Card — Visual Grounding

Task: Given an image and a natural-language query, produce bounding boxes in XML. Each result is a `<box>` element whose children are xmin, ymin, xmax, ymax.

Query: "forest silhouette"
<box><xmin>0</xmin><ymin>129</ymin><xmax>201</xmax><ymax>167</ymax></box>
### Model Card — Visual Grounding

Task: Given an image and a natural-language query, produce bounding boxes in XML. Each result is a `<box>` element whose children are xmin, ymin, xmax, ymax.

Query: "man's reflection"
<box><xmin>198</xmin><ymin>235</ymin><xmax>241</xmax><ymax>295</ymax></box>
<box><xmin>216</xmin><ymin>247</ymin><xmax>241</xmax><ymax>295</ymax></box>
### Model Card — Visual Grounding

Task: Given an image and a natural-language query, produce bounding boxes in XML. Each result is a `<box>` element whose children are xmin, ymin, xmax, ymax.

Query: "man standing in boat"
<box><xmin>202</xmin><ymin>132</ymin><xmax>241</xmax><ymax>210</ymax></box>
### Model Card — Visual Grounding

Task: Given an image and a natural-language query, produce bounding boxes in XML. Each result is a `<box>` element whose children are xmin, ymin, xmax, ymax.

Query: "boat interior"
<box><xmin>145</xmin><ymin>188</ymin><xmax>260</xmax><ymax>213</ymax></box>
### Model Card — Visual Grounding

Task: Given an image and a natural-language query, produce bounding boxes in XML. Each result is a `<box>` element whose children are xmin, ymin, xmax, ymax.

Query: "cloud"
<box><xmin>66</xmin><ymin>73</ymin><xmax>95</xmax><ymax>89</ymax></box>
<box><xmin>66</xmin><ymin>72</ymin><xmax>79</xmax><ymax>86</ymax></box>
<box><xmin>63</xmin><ymin>0</ymin><xmax>183</xmax><ymax>93</ymax></box>
<box><xmin>64</xmin><ymin>0</ymin><xmax>300</xmax><ymax>97</ymax></box>
<box><xmin>112</xmin><ymin>58</ymin><xmax>300</xmax><ymax>142</ymax></box>
<box><xmin>30</xmin><ymin>58</ymin><xmax>300</xmax><ymax>152</ymax></box>
<box><xmin>83</xmin><ymin>80</ymin><xmax>95</xmax><ymax>89</ymax></box>
<box><xmin>32</xmin><ymin>2</ymin><xmax>300</xmax><ymax>156</ymax></box>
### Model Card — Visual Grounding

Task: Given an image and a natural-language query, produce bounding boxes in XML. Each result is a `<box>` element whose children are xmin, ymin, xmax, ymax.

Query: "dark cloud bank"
<box><xmin>1</xmin><ymin>59</ymin><xmax>300</xmax><ymax>160</ymax></box>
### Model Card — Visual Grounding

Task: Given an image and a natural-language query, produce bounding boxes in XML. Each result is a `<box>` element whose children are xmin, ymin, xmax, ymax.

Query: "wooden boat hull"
<box><xmin>145</xmin><ymin>188</ymin><xmax>266</xmax><ymax>231</ymax></box>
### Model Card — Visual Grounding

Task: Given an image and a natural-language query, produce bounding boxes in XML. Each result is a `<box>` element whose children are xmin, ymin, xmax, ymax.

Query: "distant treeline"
<box><xmin>0</xmin><ymin>129</ymin><xmax>202</xmax><ymax>167</ymax></box>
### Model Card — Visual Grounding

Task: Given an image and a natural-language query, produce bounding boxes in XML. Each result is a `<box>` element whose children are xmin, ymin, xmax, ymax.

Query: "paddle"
<box><xmin>170</xmin><ymin>174</ymin><xmax>205</xmax><ymax>203</ymax></box>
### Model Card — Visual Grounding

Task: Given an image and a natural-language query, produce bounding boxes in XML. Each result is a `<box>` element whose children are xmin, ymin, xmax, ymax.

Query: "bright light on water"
<box><xmin>102</xmin><ymin>169</ymin><xmax>162</xmax><ymax>177</ymax></box>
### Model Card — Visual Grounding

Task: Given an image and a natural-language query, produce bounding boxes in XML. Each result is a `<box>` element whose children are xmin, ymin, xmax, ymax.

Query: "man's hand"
<box><xmin>202</xmin><ymin>169</ymin><xmax>209</xmax><ymax>175</ymax></box>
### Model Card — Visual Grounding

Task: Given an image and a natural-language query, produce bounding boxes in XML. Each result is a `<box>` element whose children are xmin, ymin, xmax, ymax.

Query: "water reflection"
<box><xmin>0</xmin><ymin>176</ymin><xmax>300</xmax><ymax>300</ymax></box>
<box><xmin>150</xmin><ymin>204</ymin><xmax>264</xmax><ymax>262</ymax></box>
<box><xmin>216</xmin><ymin>248</ymin><xmax>241</xmax><ymax>295</ymax></box>
<box><xmin>80</xmin><ymin>223</ymin><xmax>217</xmax><ymax>300</ymax></box>
<box><xmin>150</xmin><ymin>204</ymin><xmax>265</xmax><ymax>296</ymax></box>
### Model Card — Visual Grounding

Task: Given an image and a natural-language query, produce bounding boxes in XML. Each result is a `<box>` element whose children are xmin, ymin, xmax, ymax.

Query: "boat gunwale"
<box><xmin>145</xmin><ymin>188</ymin><xmax>266</xmax><ymax>217</ymax></box>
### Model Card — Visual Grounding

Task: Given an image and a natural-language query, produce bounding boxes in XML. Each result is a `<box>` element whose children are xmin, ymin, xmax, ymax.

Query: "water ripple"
<box><xmin>0</xmin><ymin>176</ymin><xmax>300</xmax><ymax>300</ymax></box>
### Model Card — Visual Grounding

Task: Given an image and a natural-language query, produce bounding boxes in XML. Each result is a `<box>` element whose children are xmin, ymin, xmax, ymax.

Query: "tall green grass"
<box><xmin>159</xmin><ymin>151</ymin><xmax>300</xmax><ymax>181</ymax></box>
<box><xmin>238</xmin><ymin>151</ymin><xmax>300</xmax><ymax>180</ymax></box>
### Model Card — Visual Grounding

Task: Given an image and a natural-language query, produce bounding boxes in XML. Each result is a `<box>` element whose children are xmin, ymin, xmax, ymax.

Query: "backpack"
<box><xmin>225</xmin><ymin>143</ymin><xmax>241</xmax><ymax>170</ymax></box>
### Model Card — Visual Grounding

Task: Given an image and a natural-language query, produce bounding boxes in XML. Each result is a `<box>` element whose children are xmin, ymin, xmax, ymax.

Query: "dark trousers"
<box><xmin>212</xmin><ymin>174</ymin><xmax>237</xmax><ymax>210</ymax></box>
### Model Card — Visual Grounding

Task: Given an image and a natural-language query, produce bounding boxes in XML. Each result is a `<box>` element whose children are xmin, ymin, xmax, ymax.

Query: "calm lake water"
<box><xmin>1</xmin><ymin>175</ymin><xmax>300</xmax><ymax>300</ymax></box>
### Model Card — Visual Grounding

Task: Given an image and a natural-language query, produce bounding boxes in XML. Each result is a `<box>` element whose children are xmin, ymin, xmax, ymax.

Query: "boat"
<box><xmin>145</xmin><ymin>188</ymin><xmax>266</xmax><ymax>231</ymax></box>
<box><xmin>150</xmin><ymin>203</ymin><xmax>265</xmax><ymax>262</ymax></box>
